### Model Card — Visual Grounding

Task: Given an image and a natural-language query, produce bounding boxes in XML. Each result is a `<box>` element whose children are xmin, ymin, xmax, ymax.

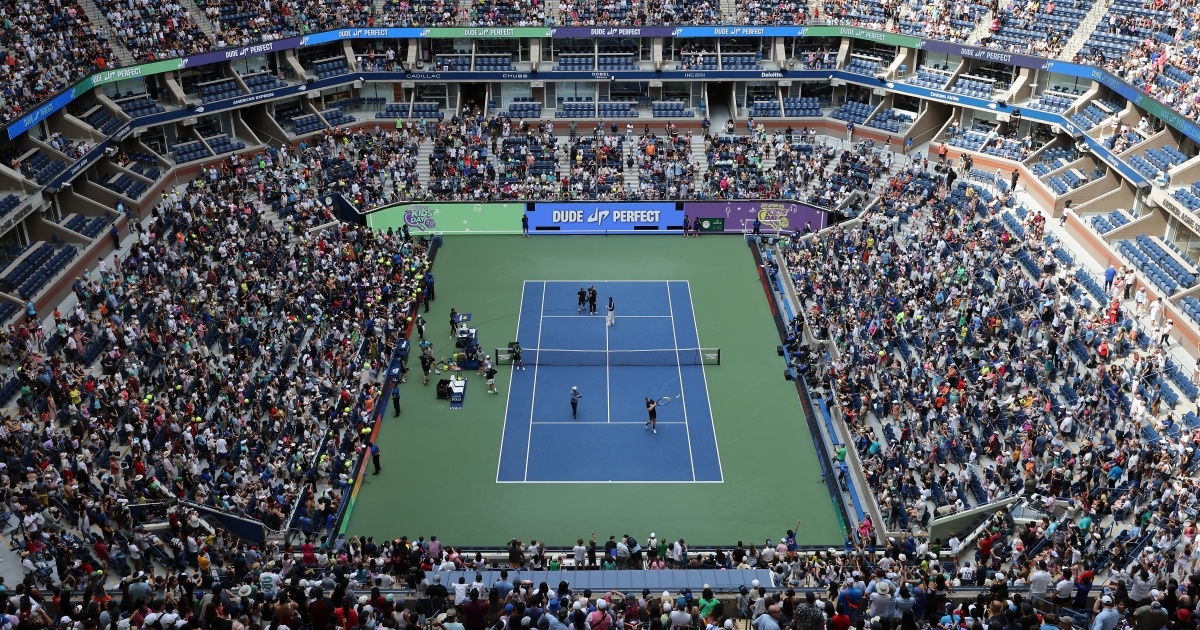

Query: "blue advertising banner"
<box><xmin>529</xmin><ymin>202</ymin><xmax>681</xmax><ymax>233</ymax></box>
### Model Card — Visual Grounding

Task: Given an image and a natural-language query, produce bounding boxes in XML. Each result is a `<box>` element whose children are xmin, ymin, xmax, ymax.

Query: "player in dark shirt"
<box><xmin>577</xmin><ymin>287</ymin><xmax>587</xmax><ymax>314</ymax></box>
<box><xmin>644</xmin><ymin>397</ymin><xmax>657</xmax><ymax>433</ymax></box>
<box><xmin>486</xmin><ymin>366</ymin><xmax>498</xmax><ymax>394</ymax></box>
<box><xmin>420</xmin><ymin>353</ymin><xmax>435</xmax><ymax>385</ymax></box>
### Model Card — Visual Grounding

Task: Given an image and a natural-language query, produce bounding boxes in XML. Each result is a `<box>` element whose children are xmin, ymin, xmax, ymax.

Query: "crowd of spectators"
<box><xmin>0</xmin><ymin>138</ymin><xmax>434</xmax><ymax>596</ymax></box>
<box><xmin>776</xmin><ymin>143</ymin><xmax>1200</xmax><ymax>614</ymax></box>
<box><xmin>96</xmin><ymin>0</ymin><xmax>212</xmax><ymax>62</ymax></box>
<box><xmin>0</xmin><ymin>1</ymin><xmax>114</xmax><ymax>128</ymax></box>
<box><xmin>1081</xmin><ymin>40</ymin><xmax>1200</xmax><ymax>123</ymax></box>
<box><xmin>812</xmin><ymin>0</ymin><xmax>987</xmax><ymax>41</ymax></box>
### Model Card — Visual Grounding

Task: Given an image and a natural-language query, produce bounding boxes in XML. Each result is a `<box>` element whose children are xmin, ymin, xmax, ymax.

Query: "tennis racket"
<box><xmin>657</xmin><ymin>395</ymin><xmax>677</xmax><ymax>406</ymax></box>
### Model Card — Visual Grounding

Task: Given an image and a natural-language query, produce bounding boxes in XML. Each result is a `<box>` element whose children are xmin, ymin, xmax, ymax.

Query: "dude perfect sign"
<box><xmin>532</xmin><ymin>203</ymin><xmax>682</xmax><ymax>232</ymax></box>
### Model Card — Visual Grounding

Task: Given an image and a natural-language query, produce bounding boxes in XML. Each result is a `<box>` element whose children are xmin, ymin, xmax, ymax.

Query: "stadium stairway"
<box><xmin>720</xmin><ymin>0</ymin><xmax>735</xmax><ymax>20</ymax></box>
<box><xmin>80</xmin><ymin>0</ymin><xmax>135</xmax><ymax>67</ymax></box>
<box><xmin>1059</xmin><ymin>2</ymin><xmax>1110</xmax><ymax>59</ymax></box>
<box><xmin>967</xmin><ymin>11</ymin><xmax>996</xmax><ymax>44</ymax></box>
<box><xmin>691</xmin><ymin>133</ymin><xmax>708</xmax><ymax>187</ymax></box>
<box><xmin>179</xmin><ymin>0</ymin><xmax>218</xmax><ymax>40</ymax></box>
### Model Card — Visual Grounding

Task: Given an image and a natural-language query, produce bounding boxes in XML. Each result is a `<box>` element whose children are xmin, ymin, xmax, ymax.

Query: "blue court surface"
<box><xmin>496</xmin><ymin>281</ymin><xmax>723</xmax><ymax>483</ymax></box>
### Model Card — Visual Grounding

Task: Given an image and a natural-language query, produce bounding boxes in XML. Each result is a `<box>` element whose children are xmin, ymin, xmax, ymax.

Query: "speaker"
<box><xmin>306</xmin><ymin>78</ymin><xmax>314</xmax><ymax>85</ymax></box>
<box><xmin>998</xmin><ymin>100</ymin><xmax>1007</xmax><ymax>108</ymax></box>
<box><xmin>784</xmin><ymin>370</ymin><xmax>793</xmax><ymax>381</ymax></box>
<box><xmin>777</xmin><ymin>345</ymin><xmax>785</xmax><ymax>356</ymax></box>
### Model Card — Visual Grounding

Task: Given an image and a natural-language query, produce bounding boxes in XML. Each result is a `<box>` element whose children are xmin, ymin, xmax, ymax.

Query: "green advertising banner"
<box><xmin>803</xmin><ymin>26</ymin><xmax>921</xmax><ymax>48</ymax></box>
<box><xmin>366</xmin><ymin>202</ymin><xmax>525</xmax><ymax>234</ymax></box>
<box><xmin>696</xmin><ymin>217</ymin><xmax>724</xmax><ymax>232</ymax></box>
<box><xmin>427</xmin><ymin>27</ymin><xmax>552</xmax><ymax>38</ymax></box>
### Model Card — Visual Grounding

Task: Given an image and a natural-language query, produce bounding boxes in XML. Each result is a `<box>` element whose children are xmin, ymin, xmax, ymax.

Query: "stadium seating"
<box><xmin>555</xmin><ymin>55</ymin><xmax>595</xmax><ymax>71</ymax></box>
<box><xmin>748</xmin><ymin>100</ymin><xmax>782</xmax><ymax>118</ymax></box>
<box><xmin>173</xmin><ymin>141</ymin><xmax>213</xmax><ymax>163</ymax></box>
<box><xmin>436</xmin><ymin>55</ymin><xmax>473</xmax><ymax>71</ymax></box>
<box><xmin>907</xmin><ymin>65</ymin><xmax>952</xmax><ymax>89</ymax></box>
<box><xmin>503</xmin><ymin>97</ymin><xmax>541</xmax><ymax>119</ymax></box>
<box><xmin>85</xmin><ymin>108</ymin><xmax>123</xmax><ymax>136</ymax></box>
<box><xmin>1089</xmin><ymin>209</ymin><xmax>1134</xmax><ymax>234</ymax></box>
<box><xmin>1026</xmin><ymin>90</ymin><xmax>1078</xmax><ymax>114</ymax></box>
<box><xmin>291</xmin><ymin>114</ymin><xmax>325</xmax><ymax>135</ymax></box>
<box><xmin>597</xmin><ymin>55</ymin><xmax>638</xmax><ymax>71</ymax></box>
<box><xmin>198</xmin><ymin>79</ymin><xmax>244</xmax><ymax>104</ymax></box>
<box><xmin>118</xmin><ymin>97</ymin><xmax>166</xmax><ymax>117</ymax></box>
<box><xmin>321</xmin><ymin>108</ymin><xmax>356</xmax><ymax>127</ymax></box>
<box><xmin>866</xmin><ymin>109</ymin><xmax>912</xmax><ymax>133</ymax></box>
<box><xmin>721</xmin><ymin>53</ymin><xmax>762</xmax><ymax>70</ymax></box>
<box><xmin>22</xmin><ymin>153</ymin><xmax>66</xmax><ymax>186</ymax></box>
<box><xmin>782</xmin><ymin>97</ymin><xmax>821</xmax><ymax>117</ymax></box>
<box><xmin>652</xmin><ymin>101</ymin><xmax>694</xmax><ymax>118</ymax></box>
<box><xmin>830</xmin><ymin>101</ymin><xmax>872</xmax><ymax>125</ymax></box>
<box><xmin>475</xmin><ymin>55</ymin><xmax>515</xmax><ymax>71</ymax></box>
<box><xmin>948</xmin><ymin>77</ymin><xmax>998</xmax><ymax>97</ymax></box>
<box><xmin>844</xmin><ymin>56</ymin><xmax>883</xmax><ymax>76</ymax></box>
<box><xmin>201</xmin><ymin>132</ymin><xmax>248</xmax><ymax>155</ymax></box>
<box><xmin>242</xmin><ymin>73</ymin><xmax>288</xmax><ymax>93</ymax></box>
<box><xmin>1117</xmin><ymin>235</ymin><xmax>1198</xmax><ymax>295</ymax></box>
<box><xmin>314</xmin><ymin>59</ymin><xmax>349</xmax><ymax>80</ymax></box>
<box><xmin>1171</xmin><ymin>182</ymin><xmax>1200</xmax><ymax>212</ymax></box>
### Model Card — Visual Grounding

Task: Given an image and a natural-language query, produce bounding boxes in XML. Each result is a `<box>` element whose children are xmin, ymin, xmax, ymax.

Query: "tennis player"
<box><xmin>577</xmin><ymin>287</ymin><xmax>587</xmax><ymax>314</ymax></box>
<box><xmin>571</xmin><ymin>386</ymin><xmax>583</xmax><ymax>419</ymax></box>
<box><xmin>486</xmin><ymin>365</ymin><xmax>498</xmax><ymax>394</ymax></box>
<box><xmin>588</xmin><ymin>286</ymin><xmax>598</xmax><ymax>314</ymax></box>
<box><xmin>606</xmin><ymin>297</ymin><xmax>615</xmax><ymax>327</ymax></box>
<box><xmin>512</xmin><ymin>341</ymin><xmax>525</xmax><ymax>370</ymax></box>
<box><xmin>644</xmin><ymin>397</ymin><xmax>657</xmax><ymax>433</ymax></box>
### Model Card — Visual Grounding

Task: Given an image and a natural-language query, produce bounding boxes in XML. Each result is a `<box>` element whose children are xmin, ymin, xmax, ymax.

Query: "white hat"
<box><xmin>663</xmin><ymin>604</ymin><xmax>672</xmax><ymax>612</ymax></box>
<box><xmin>1101</xmin><ymin>596</ymin><xmax>1113</xmax><ymax>605</ymax></box>
<box><xmin>751</xmin><ymin>580</ymin><xmax>760</xmax><ymax>587</ymax></box>
<box><xmin>597</xmin><ymin>601</ymin><xmax>608</xmax><ymax>610</ymax></box>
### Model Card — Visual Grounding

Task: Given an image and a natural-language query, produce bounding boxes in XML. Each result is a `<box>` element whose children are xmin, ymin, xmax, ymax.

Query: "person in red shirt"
<box><xmin>460</xmin><ymin>589</ymin><xmax>489</xmax><ymax>630</ymax></box>
<box><xmin>830</xmin><ymin>605</ymin><xmax>851</xmax><ymax>630</ymax></box>
<box><xmin>309</xmin><ymin>590</ymin><xmax>333</xmax><ymax>630</ymax></box>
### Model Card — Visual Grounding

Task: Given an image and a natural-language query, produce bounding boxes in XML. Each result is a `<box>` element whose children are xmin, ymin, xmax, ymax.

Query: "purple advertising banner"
<box><xmin>684</xmin><ymin>200</ymin><xmax>829</xmax><ymax>233</ymax></box>
<box><xmin>181</xmin><ymin>36</ymin><xmax>305</xmax><ymax>68</ymax></box>
<box><xmin>918</xmin><ymin>39</ymin><xmax>1047</xmax><ymax>70</ymax></box>
<box><xmin>551</xmin><ymin>26</ymin><xmax>678</xmax><ymax>38</ymax></box>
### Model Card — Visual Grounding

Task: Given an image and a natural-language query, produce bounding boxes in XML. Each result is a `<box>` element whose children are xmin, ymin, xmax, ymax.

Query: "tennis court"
<box><xmin>345</xmin><ymin>235</ymin><xmax>844</xmax><ymax>547</ymax></box>
<box><xmin>496</xmin><ymin>280</ymin><xmax>722</xmax><ymax>483</ymax></box>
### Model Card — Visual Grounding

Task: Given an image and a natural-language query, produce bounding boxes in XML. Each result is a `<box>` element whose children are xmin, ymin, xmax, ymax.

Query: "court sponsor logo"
<box><xmin>552</xmin><ymin>209</ymin><xmax>663</xmax><ymax>226</ymax></box>
<box><xmin>403</xmin><ymin>206</ymin><xmax>437</xmax><ymax>231</ymax></box>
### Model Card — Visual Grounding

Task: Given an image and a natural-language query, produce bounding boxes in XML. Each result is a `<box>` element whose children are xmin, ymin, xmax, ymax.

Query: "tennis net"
<box><xmin>493</xmin><ymin>347</ymin><xmax>721</xmax><ymax>366</ymax></box>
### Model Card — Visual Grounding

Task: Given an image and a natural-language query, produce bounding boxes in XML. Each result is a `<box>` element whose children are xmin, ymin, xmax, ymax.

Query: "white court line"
<box><xmin>522</xmin><ymin>281</ymin><xmax>548</xmax><ymax>482</ymax></box>
<box><xmin>542</xmin><ymin>315</ymin><xmax>674</xmax><ymax>319</ymax></box>
<box><xmin>498</xmin><ymin>479</ymin><xmax>726</xmax><ymax>484</ymax></box>
<box><xmin>685</xmin><ymin>279</ymin><xmax>725</xmax><ymax>482</ymax></box>
<box><xmin>495</xmin><ymin>280</ymin><xmax>527</xmax><ymax>482</ymax></box>
<box><xmin>666</xmin><ymin>282</ymin><xmax>697</xmax><ymax>482</ymax></box>
<box><xmin>532</xmin><ymin>421</ymin><xmax>687</xmax><ymax>425</ymax></box>
<box><xmin>606</xmin><ymin>304</ymin><xmax>611</xmax><ymax>424</ymax></box>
